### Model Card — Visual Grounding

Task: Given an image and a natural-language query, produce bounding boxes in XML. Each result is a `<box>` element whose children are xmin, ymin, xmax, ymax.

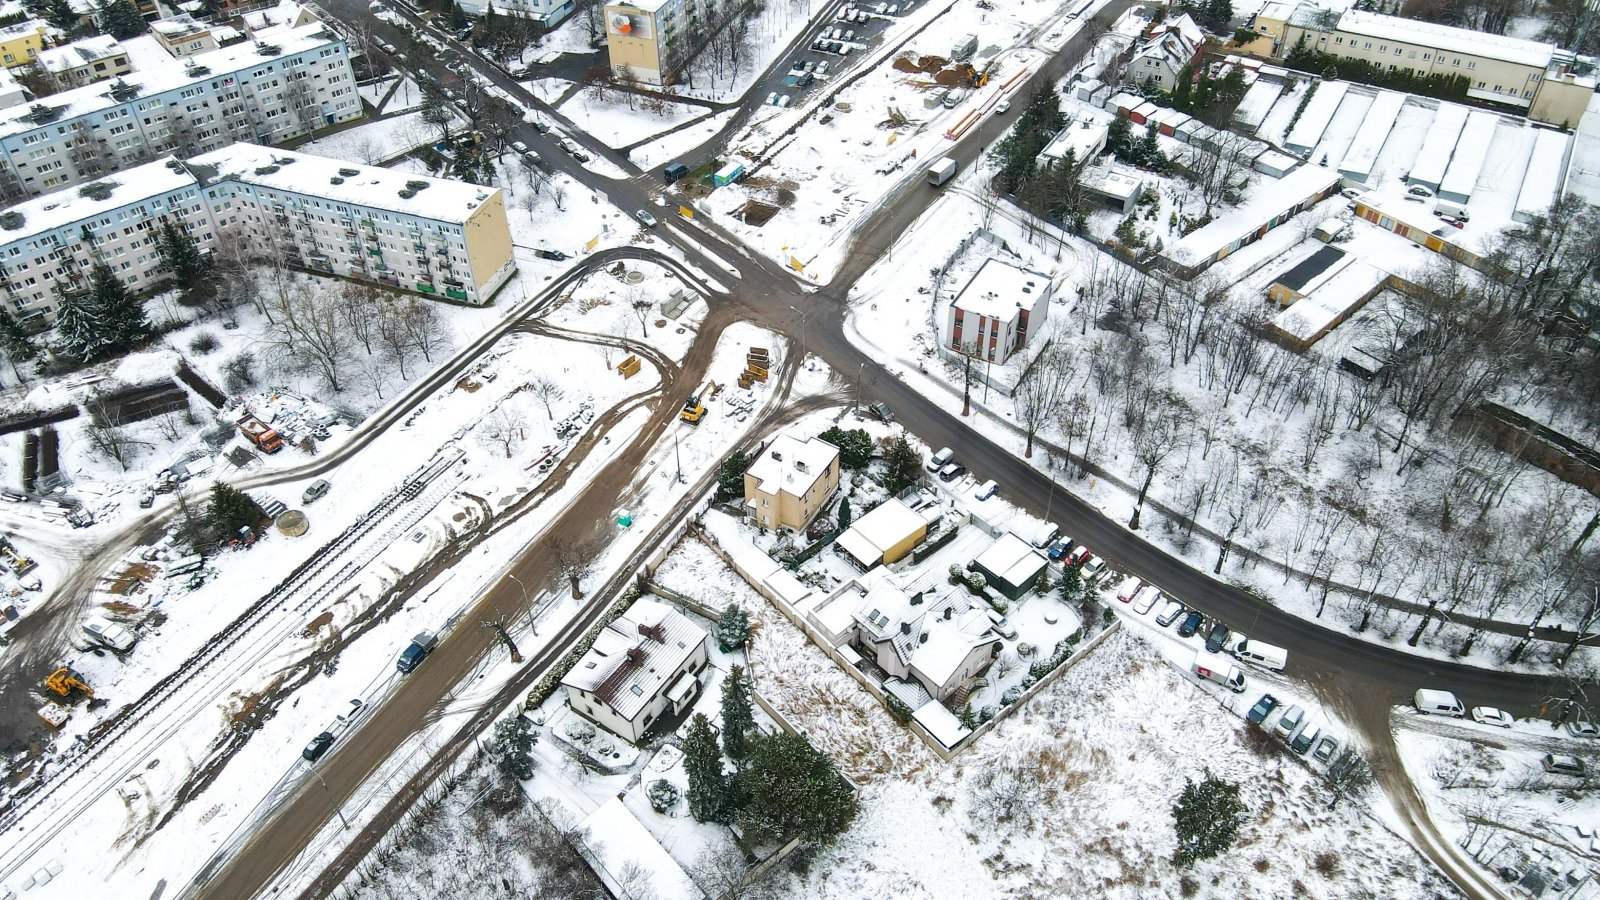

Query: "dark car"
<box><xmin>663</xmin><ymin>162</ymin><xmax>690</xmax><ymax>182</ymax></box>
<box><xmin>303</xmin><ymin>731</ymin><xmax>335</xmax><ymax>762</ymax></box>
<box><xmin>534</xmin><ymin>248</ymin><xmax>569</xmax><ymax>260</ymax></box>
<box><xmin>869</xmin><ymin>402</ymin><xmax>894</xmax><ymax>423</ymax></box>
<box><xmin>1205</xmin><ymin>622</ymin><xmax>1230</xmax><ymax>653</ymax></box>
<box><xmin>532</xmin><ymin>120</ymin><xmax>552</xmax><ymax>134</ymax></box>
<box><xmin>1177</xmin><ymin>611</ymin><xmax>1204</xmax><ymax>638</ymax></box>
<box><xmin>1047</xmin><ymin>536</ymin><xmax>1073</xmax><ymax>560</ymax></box>
<box><xmin>1247</xmin><ymin>694</ymin><xmax>1279</xmax><ymax>726</ymax></box>
<box><xmin>937</xmin><ymin>462</ymin><xmax>966</xmax><ymax>482</ymax></box>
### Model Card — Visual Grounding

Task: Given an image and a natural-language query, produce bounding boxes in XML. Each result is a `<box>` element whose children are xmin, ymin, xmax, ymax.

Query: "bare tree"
<box><xmin>400</xmin><ymin>299</ymin><xmax>449</xmax><ymax>363</ymax></box>
<box><xmin>553</xmin><ymin>540</ymin><xmax>594</xmax><ymax>599</ymax></box>
<box><xmin>1323</xmin><ymin>748</ymin><xmax>1373</xmax><ymax>810</ymax></box>
<box><xmin>530</xmin><ymin>376</ymin><xmax>564</xmax><ymax>420</ymax></box>
<box><xmin>1127</xmin><ymin>405</ymin><xmax>1180</xmax><ymax>530</ymax></box>
<box><xmin>83</xmin><ymin>415</ymin><xmax>147</xmax><ymax>471</ymax></box>
<box><xmin>1012</xmin><ymin>344</ymin><xmax>1069</xmax><ymax>458</ymax></box>
<box><xmin>480</xmin><ymin>405</ymin><xmax>527</xmax><ymax>458</ymax></box>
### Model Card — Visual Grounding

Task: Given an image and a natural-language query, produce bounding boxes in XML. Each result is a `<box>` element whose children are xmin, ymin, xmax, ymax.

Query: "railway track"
<box><xmin>0</xmin><ymin>449</ymin><xmax>465</xmax><ymax>882</ymax></box>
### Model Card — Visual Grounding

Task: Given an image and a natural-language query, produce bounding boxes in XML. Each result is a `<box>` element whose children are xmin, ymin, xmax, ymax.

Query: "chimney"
<box><xmin>909</xmin><ymin>591</ymin><xmax>924</xmax><ymax>606</ymax></box>
<box><xmin>900</xmin><ymin>622</ymin><xmax>911</xmax><ymax>635</ymax></box>
<box><xmin>773</xmin><ymin>451</ymin><xmax>783</xmax><ymax>461</ymax></box>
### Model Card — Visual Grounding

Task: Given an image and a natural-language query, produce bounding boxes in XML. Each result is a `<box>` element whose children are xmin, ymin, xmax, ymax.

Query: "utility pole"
<box><xmin>854</xmin><ymin>362</ymin><xmax>864</xmax><ymax>414</ymax></box>
<box><xmin>315</xmin><ymin>772</ymin><xmax>349</xmax><ymax>830</ymax></box>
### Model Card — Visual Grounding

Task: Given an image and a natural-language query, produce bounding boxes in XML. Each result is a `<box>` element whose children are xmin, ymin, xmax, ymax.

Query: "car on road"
<box><xmin>1471</xmin><ymin>707</ymin><xmax>1514</xmax><ymax>728</ymax></box>
<box><xmin>337</xmin><ymin>698</ymin><xmax>365</xmax><ymax>723</ymax></box>
<box><xmin>996</xmin><ymin>100</ymin><xmax>1010</xmax><ymax>113</ymax></box>
<box><xmin>1204</xmin><ymin>622</ymin><xmax>1230</xmax><ymax>653</ymax></box>
<box><xmin>1312</xmin><ymin>734</ymin><xmax>1339</xmax><ymax>763</ymax></box>
<box><xmin>1569</xmin><ymin>720</ymin><xmax>1600</xmax><ymax>738</ymax></box>
<box><xmin>938</xmin><ymin>462</ymin><xmax>966</xmax><ymax>482</ymax></box>
<box><xmin>974</xmin><ymin>479</ymin><xmax>999</xmax><ymax>501</ymax></box>
<box><xmin>635</xmin><ymin>209</ymin><xmax>658</xmax><ymax>228</ymax></box>
<box><xmin>1246</xmin><ymin>694</ymin><xmax>1278</xmax><ymax>726</ymax></box>
<box><xmin>511</xmin><ymin>140</ymin><xmax>529</xmax><ymax>153</ymax></box>
<box><xmin>380</xmin><ymin>41</ymin><xmax>397</xmax><ymax>54</ymax></box>
<box><xmin>532</xmin><ymin>120</ymin><xmax>551</xmax><ymax>134</ymax></box>
<box><xmin>1177</xmin><ymin>611</ymin><xmax>1204</xmax><ymax>638</ymax></box>
<box><xmin>1155</xmin><ymin>599</ymin><xmax>1185</xmax><ymax>627</ymax></box>
<box><xmin>1274</xmin><ymin>705</ymin><xmax>1305</xmax><ymax>740</ymax></box>
<box><xmin>1543</xmin><ymin>753</ymin><xmax>1586</xmax><ymax>776</ymax></box>
<box><xmin>303</xmin><ymin>731</ymin><xmax>336</xmax><ymax>762</ymax></box>
<box><xmin>534</xmin><ymin>248</ymin><xmax>569</xmax><ymax>260</ymax></box>
<box><xmin>869</xmin><ymin>401</ymin><xmax>894</xmax><ymax>423</ymax></box>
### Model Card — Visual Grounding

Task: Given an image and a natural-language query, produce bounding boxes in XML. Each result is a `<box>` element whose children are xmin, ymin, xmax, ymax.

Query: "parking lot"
<box><xmin>760</xmin><ymin>0</ymin><xmax>916</xmax><ymax>107</ymax></box>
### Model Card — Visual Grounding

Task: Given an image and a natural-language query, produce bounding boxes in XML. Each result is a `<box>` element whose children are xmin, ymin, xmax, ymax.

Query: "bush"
<box><xmin>1001</xmin><ymin>686</ymin><xmax>1023</xmax><ymax>706</ymax></box>
<box><xmin>188</xmin><ymin>331</ymin><xmax>220</xmax><ymax>355</ymax></box>
<box><xmin>964</xmin><ymin>572</ymin><xmax>987</xmax><ymax>594</ymax></box>
<box><xmin>221</xmin><ymin>351</ymin><xmax>256</xmax><ymax>393</ymax></box>
<box><xmin>1312</xmin><ymin>851</ymin><xmax>1339</xmax><ymax>877</ymax></box>
<box><xmin>647</xmin><ymin>779</ymin><xmax>680</xmax><ymax>814</ymax></box>
<box><xmin>884</xmin><ymin>692</ymin><xmax>914</xmax><ymax>725</ymax></box>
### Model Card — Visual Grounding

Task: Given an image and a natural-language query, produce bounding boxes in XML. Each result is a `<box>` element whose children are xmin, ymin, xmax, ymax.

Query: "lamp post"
<box><xmin>315</xmin><ymin>771</ymin><xmax>350</xmax><ymax>830</ymax></box>
<box><xmin>510</xmin><ymin>573</ymin><xmax>536</xmax><ymax>635</ymax></box>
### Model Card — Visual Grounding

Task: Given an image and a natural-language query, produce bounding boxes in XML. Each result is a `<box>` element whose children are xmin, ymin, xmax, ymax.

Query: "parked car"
<box><xmin>1204</xmin><ymin>622</ymin><xmax>1230</xmax><ymax>653</ymax></box>
<box><xmin>816</xmin><ymin>61</ymin><xmax>830</xmax><ymax>76</ymax></box>
<box><xmin>303</xmin><ymin>731</ymin><xmax>336</xmax><ymax>762</ymax></box>
<box><xmin>1047</xmin><ymin>536</ymin><xmax>1073</xmax><ymax>560</ymax></box>
<box><xmin>974</xmin><ymin>480</ymin><xmax>999</xmax><ymax>501</ymax></box>
<box><xmin>138</xmin><ymin>486</ymin><xmax>155</xmax><ymax>508</ymax></box>
<box><xmin>1274</xmin><ymin>705</ymin><xmax>1305</xmax><ymax>740</ymax></box>
<box><xmin>534</xmin><ymin>248</ymin><xmax>569</xmax><ymax>261</ymax></box>
<box><xmin>1155</xmin><ymin>599</ymin><xmax>1185</xmax><ymax>627</ymax></box>
<box><xmin>1291</xmin><ymin>723</ymin><xmax>1321</xmax><ymax>755</ymax></box>
<box><xmin>996</xmin><ymin>100</ymin><xmax>1010</xmax><ymax>113</ymax></box>
<box><xmin>926</xmin><ymin>447</ymin><xmax>954</xmax><ymax>472</ymax></box>
<box><xmin>1413</xmin><ymin>689</ymin><xmax>1465</xmax><ymax>717</ymax></box>
<box><xmin>778</xmin><ymin>94</ymin><xmax>793</xmax><ymax>107</ymax></box>
<box><xmin>1406</xmin><ymin>184</ymin><xmax>1434</xmax><ymax>198</ymax></box>
<box><xmin>1471</xmin><ymin>707</ymin><xmax>1514</xmax><ymax>728</ymax></box>
<box><xmin>302</xmin><ymin>479</ymin><xmax>331</xmax><ymax>504</ymax></box>
<box><xmin>1246</xmin><ymin>694</ymin><xmax>1279</xmax><ymax>726</ymax></box>
<box><xmin>1312</xmin><ymin>734</ymin><xmax>1339</xmax><ymax>763</ymax></box>
<box><xmin>635</xmin><ymin>209</ymin><xmax>658</xmax><ymax>228</ymax></box>
<box><xmin>989</xmin><ymin>612</ymin><xmax>1017</xmax><ymax>640</ymax></box>
<box><xmin>938</xmin><ymin>462</ymin><xmax>966</xmax><ymax>482</ymax></box>
<box><xmin>1568</xmin><ymin>719</ymin><xmax>1599</xmax><ymax>738</ymax></box>
<box><xmin>1177</xmin><ymin>611</ymin><xmax>1204</xmax><ymax>638</ymax></box>
<box><xmin>1543</xmin><ymin>753</ymin><xmax>1586</xmax><ymax>777</ymax></box>
<box><xmin>1081</xmin><ymin>554</ymin><xmax>1106</xmax><ymax>580</ymax></box>
<box><xmin>337</xmin><ymin>698</ymin><xmax>365</xmax><ymax>723</ymax></box>
<box><xmin>532</xmin><ymin>120</ymin><xmax>552</xmax><ymax>134</ymax></box>
<box><xmin>511</xmin><ymin>140</ymin><xmax>529</xmax><ymax>153</ymax></box>
<box><xmin>1114</xmin><ymin>576</ymin><xmax>1142</xmax><ymax>603</ymax></box>
<box><xmin>1131</xmin><ymin>586</ymin><xmax>1161</xmax><ymax>615</ymax></box>
<box><xmin>869</xmin><ymin>402</ymin><xmax>894</xmax><ymax>423</ymax></box>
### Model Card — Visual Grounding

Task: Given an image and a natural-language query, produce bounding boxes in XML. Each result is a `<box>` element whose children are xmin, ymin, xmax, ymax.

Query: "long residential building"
<box><xmin>0</xmin><ymin>144</ymin><xmax>516</xmax><ymax>327</ymax></box>
<box><xmin>35</xmin><ymin>36</ymin><xmax>134</xmax><ymax>90</ymax></box>
<box><xmin>604</xmin><ymin>0</ymin><xmax>735</xmax><ymax>85</ymax></box>
<box><xmin>0</xmin><ymin>19</ymin><xmax>360</xmax><ymax>200</ymax></box>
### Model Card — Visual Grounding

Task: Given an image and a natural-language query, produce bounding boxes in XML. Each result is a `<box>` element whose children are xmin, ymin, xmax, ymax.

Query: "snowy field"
<box><xmin>630</xmin><ymin>109</ymin><xmax>739</xmax><ymax>170</ymax></box>
<box><xmin>556</xmin><ymin>86</ymin><xmax>715</xmax><ymax>150</ymax></box>
<box><xmin>297</xmin><ymin>109</ymin><xmax>445</xmax><ymax>164</ymax></box>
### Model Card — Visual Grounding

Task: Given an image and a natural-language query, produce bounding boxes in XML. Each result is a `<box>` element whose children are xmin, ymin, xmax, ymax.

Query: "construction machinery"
<box><xmin>237</xmin><ymin>413</ymin><xmax>283</xmax><ymax>454</ymax></box>
<box><xmin>679</xmin><ymin>380</ymin><xmax>719</xmax><ymax>424</ymax></box>
<box><xmin>44</xmin><ymin>666</ymin><xmax>93</xmax><ymax>701</ymax></box>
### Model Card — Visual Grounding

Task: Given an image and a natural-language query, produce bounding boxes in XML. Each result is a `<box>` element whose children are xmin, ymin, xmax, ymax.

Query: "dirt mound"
<box><xmin>935</xmin><ymin>63</ymin><xmax>978</xmax><ymax>86</ymax></box>
<box><xmin>893</xmin><ymin>53</ymin><xmax>949</xmax><ymax>73</ymax></box>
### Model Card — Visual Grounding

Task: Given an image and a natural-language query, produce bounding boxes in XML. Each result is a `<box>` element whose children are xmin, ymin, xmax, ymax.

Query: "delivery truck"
<box><xmin>928</xmin><ymin>157</ymin><xmax>958</xmax><ymax>186</ymax></box>
<box><xmin>1192</xmin><ymin>650</ymin><xmax>1246</xmax><ymax>693</ymax></box>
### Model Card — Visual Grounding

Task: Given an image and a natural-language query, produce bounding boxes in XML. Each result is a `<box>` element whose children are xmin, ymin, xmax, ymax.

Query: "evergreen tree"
<box><xmin>1059</xmin><ymin>562</ymin><xmax>1085</xmax><ymax>605</ymax></box>
<box><xmin>735</xmin><ymin>731</ymin><xmax>859</xmax><ymax>845</ymax></box>
<box><xmin>208</xmin><ymin>481</ymin><xmax>262</xmax><ymax>540</ymax></box>
<box><xmin>88</xmin><ymin>263</ymin><xmax>149</xmax><ymax>351</ymax></box>
<box><xmin>1107</xmin><ymin>113</ymin><xmax>1133</xmax><ymax>157</ymax></box>
<box><xmin>720</xmin><ymin>664</ymin><xmax>755</xmax><ymax>759</ymax></box>
<box><xmin>448</xmin><ymin>1</ymin><xmax>469</xmax><ymax>31</ymax></box>
<box><xmin>0</xmin><ymin>307</ymin><xmax>37</xmax><ymax>362</ymax></box>
<box><xmin>818</xmin><ymin>425</ymin><xmax>873</xmax><ymax>469</ymax></box>
<box><xmin>716</xmin><ymin>449</ymin><xmax>753</xmax><ymax>499</ymax></box>
<box><xmin>715</xmin><ymin>603</ymin><xmax>750</xmax><ymax>652</ymax></box>
<box><xmin>1171</xmin><ymin>770</ymin><xmax>1246</xmax><ymax>867</ymax></box>
<box><xmin>489</xmin><ymin>715</ymin><xmax>538</xmax><ymax>780</ymax></box>
<box><xmin>1139</xmin><ymin>124</ymin><xmax>1163</xmax><ymax>168</ymax></box>
<box><xmin>682</xmin><ymin>713</ymin><xmax>731</xmax><ymax>823</ymax></box>
<box><xmin>882</xmin><ymin>435</ymin><xmax>923</xmax><ymax>495</ymax></box>
<box><xmin>1171</xmin><ymin>65</ymin><xmax>1193</xmax><ymax>109</ymax></box>
<box><xmin>52</xmin><ymin>283</ymin><xmax>110</xmax><ymax>363</ymax></box>
<box><xmin>97</xmin><ymin>0</ymin><xmax>147</xmax><ymax>38</ymax></box>
<box><xmin>45</xmin><ymin>0</ymin><xmax>81</xmax><ymax>33</ymax></box>
<box><xmin>156</xmin><ymin>220</ymin><xmax>209</xmax><ymax>306</ymax></box>
<box><xmin>837</xmin><ymin>496</ymin><xmax>852</xmax><ymax>530</ymax></box>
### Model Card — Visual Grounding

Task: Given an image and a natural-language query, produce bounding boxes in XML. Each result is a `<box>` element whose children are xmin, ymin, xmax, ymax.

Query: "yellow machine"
<box><xmin>44</xmin><ymin>667</ymin><xmax>93</xmax><ymax>701</ymax></box>
<box><xmin>680</xmin><ymin>380</ymin><xmax>720</xmax><ymax>424</ymax></box>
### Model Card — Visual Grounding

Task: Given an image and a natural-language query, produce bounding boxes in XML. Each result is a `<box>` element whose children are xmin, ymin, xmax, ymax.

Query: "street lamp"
<box><xmin>509</xmin><ymin>573</ymin><xmax>537</xmax><ymax>635</ymax></box>
<box><xmin>315</xmin><ymin>771</ymin><xmax>350</xmax><ymax>830</ymax></box>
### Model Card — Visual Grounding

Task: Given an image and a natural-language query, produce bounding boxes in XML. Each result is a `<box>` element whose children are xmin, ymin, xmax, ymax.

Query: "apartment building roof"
<box><xmin>37</xmin><ymin>35</ymin><xmax>125</xmax><ymax>74</ymax></box>
<box><xmin>0</xmin><ymin>157</ymin><xmax>196</xmax><ymax>241</ymax></box>
<box><xmin>0</xmin><ymin>19</ymin><xmax>45</xmax><ymax>39</ymax></box>
<box><xmin>0</xmin><ymin>21</ymin><xmax>340</xmax><ymax>141</ymax></box>
<box><xmin>951</xmin><ymin>257</ymin><xmax>1052</xmax><ymax>323</ymax></box>
<box><xmin>1333</xmin><ymin>9</ymin><xmax>1554</xmax><ymax>69</ymax></box>
<box><xmin>149</xmin><ymin>15</ymin><xmax>210</xmax><ymax>39</ymax></box>
<box><xmin>606</xmin><ymin>0</ymin><xmax>675</xmax><ymax>14</ymax></box>
<box><xmin>745</xmin><ymin>433</ymin><xmax>838</xmax><ymax>500</ymax></box>
<box><xmin>184</xmin><ymin>142</ymin><xmax>497</xmax><ymax>223</ymax></box>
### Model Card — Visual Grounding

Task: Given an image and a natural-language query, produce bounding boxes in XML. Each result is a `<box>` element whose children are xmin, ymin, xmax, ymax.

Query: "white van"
<box><xmin>1231</xmin><ymin>639</ymin><xmax>1287</xmax><ymax>671</ymax></box>
<box><xmin>1028</xmin><ymin>521</ymin><xmax>1060</xmax><ymax>548</ymax></box>
<box><xmin>927</xmin><ymin>447</ymin><xmax>954</xmax><ymax>472</ymax></box>
<box><xmin>1414</xmin><ymin>689</ymin><xmax>1465</xmax><ymax>717</ymax></box>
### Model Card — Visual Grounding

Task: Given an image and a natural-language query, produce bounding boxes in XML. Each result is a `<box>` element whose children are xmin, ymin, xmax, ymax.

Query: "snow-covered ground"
<box><xmin>630</xmin><ymin>109</ymin><xmax>739</xmax><ymax>170</ymax></box>
<box><xmin>556</xmin><ymin>86</ymin><xmax>715</xmax><ymax>150</ymax></box>
<box><xmin>297</xmin><ymin>109</ymin><xmax>444</xmax><ymax>164</ymax></box>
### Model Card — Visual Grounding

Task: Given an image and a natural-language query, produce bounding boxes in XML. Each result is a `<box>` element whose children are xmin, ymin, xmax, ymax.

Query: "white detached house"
<box><xmin>1131</xmin><ymin>13</ymin><xmax>1205</xmax><ymax>90</ymax></box>
<box><xmin>560</xmin><ymin>598</ymin><xmax>711</xmax><ymax>745</ymax></box>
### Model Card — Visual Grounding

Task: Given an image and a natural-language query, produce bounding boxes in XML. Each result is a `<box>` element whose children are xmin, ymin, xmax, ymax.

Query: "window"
<box><xmin>1334</xmin><ymin>36</ymin><xmax>1343</xmax><ymax>44</ymax></box>
<box><xmin>1379</xmin><ymin>44</ymin><xmax>1386</xmax><ymax>52</ymax></box>
<box><xmin>1423</xmin><ymin>53</ymin><xmax>1431</xmax><ymax>61</ymax></box>
<box><xmin>1467</xmin><ymin>61</ymin><xmax>1477</xmax><ymax>69</ymax></box>
<box><xmin>1452</xmin><ymin>58</ymin><xmax>1460</xmax><ymax>66</ymax></box>
<box><xmin>1363</xmin><ymin>42</ymin><xmax>1371</xmax><ymax>49</ymax></box>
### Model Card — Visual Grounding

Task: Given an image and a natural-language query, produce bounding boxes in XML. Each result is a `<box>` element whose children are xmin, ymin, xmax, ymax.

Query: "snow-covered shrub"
<box><xmin>647</xmin><ymin>779</ymin><xmax>680</xmax><ymax>813</ymax></box>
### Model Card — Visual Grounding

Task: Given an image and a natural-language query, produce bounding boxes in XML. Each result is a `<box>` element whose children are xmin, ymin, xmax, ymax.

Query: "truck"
<box><xmin>82</xmin><ymin>617</ymin><xmax>137</xmax><ymax>652</ymax></box>
<box><xmin>396</xmin><ymin>631</ymin><xmax>438</xmax><ymax>674</ymax></box>
<box><xmin>928</xmin><ymin>157</ymin><xmax>958</xmax><ymax>186</ymax></box>
<box><xmin>237</xmin><ymin>413</ymin><xmax>284</xmax><ymax>454</ymax></box>
<box><xmin>1192</xmin><ymin>650</ymin><xmax>1246</xmax><ymax>693</ymax></box>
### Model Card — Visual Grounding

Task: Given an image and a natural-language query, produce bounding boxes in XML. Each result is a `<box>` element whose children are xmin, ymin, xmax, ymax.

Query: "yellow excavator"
<box><xmin>44</xmin><ymin>666</ymin><xmax>93</xmax><ymax>701</ymax></box>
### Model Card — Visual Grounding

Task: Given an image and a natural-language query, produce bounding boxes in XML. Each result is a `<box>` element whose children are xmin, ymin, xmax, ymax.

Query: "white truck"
<box><xmin>928</xmin><ymin>157</ymin><xmax>958</xmax><ymax>186</ymax></box>
<box><xmin>1192</xmin><ymin>650</ymin><xmax>1246</xmax><ymax>693</ymax></box>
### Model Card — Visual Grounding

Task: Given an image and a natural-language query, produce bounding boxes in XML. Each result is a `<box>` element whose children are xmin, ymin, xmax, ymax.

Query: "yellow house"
<box><xmin>743</xmin><ymin>434</ymin><xmax>841</xmax><ymax>532</ymax></box>
<box><xmin>834</xmin><ymin>498</ymin><xmax>932</xmax><ymax>570</ymax></box>
<box><xmin>605</xmin><ymin>0</ymin><xmax>727</xmax><ymax>85</ymax></box>
<box><xmin>0</xmin><ymin>21</ymin><xmax>48</xmax><ymax>69</ymax></box>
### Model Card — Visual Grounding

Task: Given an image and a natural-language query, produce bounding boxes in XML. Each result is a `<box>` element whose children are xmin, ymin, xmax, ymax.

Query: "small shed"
<box><xmin>1267</xmin><ymin>245</ymin><xmax>1346</xmax><ymax>306</ymax></box>
<box><xmin>1253</xmin><ymin>149</ymin><xmax>1299</xmax><ymax>178</ymax></box>
<box><xmin>713</xmin><ymin>161</ymin><xmax>745</xmax><ymax>186</ymax></box>
<box><xmin>970</xmin><ymin>533</ymin><xmax>1048</xmax><ymax>600</ymax></box>
<box><xmin>1128</xmin><ymin>101</ymin><xmax>1159</xmax><ymax>125</ymax></box>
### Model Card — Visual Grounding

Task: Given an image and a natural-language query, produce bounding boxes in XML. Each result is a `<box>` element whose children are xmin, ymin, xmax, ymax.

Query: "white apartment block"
<box><xmin>942</xmin><ymin>257</ymin><xmax>1054</xmax><ymax>365</ymax></box>
<box><xmin>458</xmin><ymin>0</ymin><xmax>575</xmax><ymax>26</ymax></box>
<box><xmin>0</xmin><ymin>20</ymin><xmax>360</xmax><ymax>200</ymax></box>
<box><xmin>36</xmin><ymin>36</ymin><xmax>133</xmax><ymax>90</ymax></box>
<box><xmin>0</xmin><ymin>144</ymin><xmax>516</xmax><ymax>327</ymax></box>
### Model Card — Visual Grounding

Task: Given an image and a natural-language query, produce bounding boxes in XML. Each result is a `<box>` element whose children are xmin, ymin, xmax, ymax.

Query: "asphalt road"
<box><xmin>21</xmin><ymin>5</ymin><xmax>1571</xmax><ymax>898</ymax></box>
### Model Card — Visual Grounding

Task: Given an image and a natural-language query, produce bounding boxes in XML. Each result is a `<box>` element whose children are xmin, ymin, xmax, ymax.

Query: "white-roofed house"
<box><xmin>1129</xmin><ymin>13</ymin><xmax>1204</xmax><ymax>91</ymax></box>
<box><xmin>578</xmin><ymin>798</ymin><xmax>705</xmax><ymax>900</ymax></box>
<box><xmin>833</xmin><ymin>497</ymin><xmax>933</xmax><ymax>571</ymax></box>
<box><xmin>970</xmin><ymin>532</ymin><xmax>1049</xmax><ymax>600</ymax></box>
<box><xmin>941</xmin><ymin>256</ymin><xmax>1054</xmax><ymax>365</ymax></box>
<box><xmin>35</xmin><ymin>36</ymin><xmax>130</xmax><ymax>89</ymax></box>
<box><xmin>742</xmin><ymin>433</ymin><xmax>840</xmax><ymax>533</ymax></box>
<box><xmin>808</xmin><ymin>568</ymin><xmax>1002</xmax><ymax>703</ymax></box>
<box><xmin>560</xmin><ymin>597</ymin><xmax>711</xmax><ymax>745</ymax></box>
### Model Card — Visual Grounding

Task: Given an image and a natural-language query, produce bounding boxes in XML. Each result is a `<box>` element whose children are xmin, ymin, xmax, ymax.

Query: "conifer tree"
<box><xmin>53</xmin><ymin>283</ymin><xmax>108</xmax><ymax>363</ymax></box>
<box><xmin>735</xmin><ymin>731</ymin><xmax>858</xmax><ymax>845</ymax></box>
<box><xmin>682</xmin><ymin>713</ymin><xmax>730</xmax><ymax>824</ymax></box>
<box><xmin>1171</xmin><ymin>770</ymin><xmax>1245</xmax><ymax>867</ymax></box>
<box><xmin>716</xmin><ymin>603</ymin><xmax>750</xmax><ymax>652</ymax></box>
<box><xmin>721</xmin><ymin>665</ymin><xmax>755</xmax><ymax>759</ymax></box>
<box><xmin>156</xmin><ymin>220</ymin><xmax>209</xmax><ymax>305</ymax></box>
<box><xmin>98</xmin><ymin>0</ymin><xmax>148</xmax><ymax>39</ymax></box>
<box><xmin>89</xmin><ymin>263</ymin><xmax>149</xmax><ymax>351</ymax></box>
<box><xmin>208</xmin><ymin>481</ymin><xmax>262</xmax><ymax>540</ymax></box>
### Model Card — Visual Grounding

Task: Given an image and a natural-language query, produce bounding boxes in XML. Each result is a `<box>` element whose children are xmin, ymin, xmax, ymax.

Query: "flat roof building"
<box><xmin>834</xmin><ymin>497</ymin><xmax>932</xmax><ymax>571</ymax></box>
<box><xmin>942</xmin><ymin>257</ymin><xmax>1054</xmax><ymax>366</ymax></box>
<box><xmin>36</xmin><ymin>36</ymin><xmax>132</xmax><ymax>89</ymax></box>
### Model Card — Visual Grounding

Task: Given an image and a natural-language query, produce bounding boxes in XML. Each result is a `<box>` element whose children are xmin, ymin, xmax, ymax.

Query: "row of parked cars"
<box><xmin>1248</xmin><ymin>694</ymin><xmax>1342</xmax><ymax>762</ymax></box>
<box><xmin>926</xmin><ymin>447</ymin><xmax>1000</xmax><ymax>502</ymax></box>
